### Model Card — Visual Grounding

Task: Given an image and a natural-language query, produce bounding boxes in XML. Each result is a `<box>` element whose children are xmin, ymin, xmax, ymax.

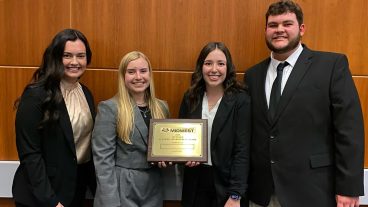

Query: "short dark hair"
<box><xmin>266</xmin><ymin>0</ymin><xmax>303</xmax><ymax>25</ymax></box>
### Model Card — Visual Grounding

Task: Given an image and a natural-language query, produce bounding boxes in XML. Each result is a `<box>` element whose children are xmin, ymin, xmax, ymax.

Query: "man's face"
<box><xmin>265</xmin><ymin>12</ymin><xmax>305</xmax><ymax>54</ymax></box>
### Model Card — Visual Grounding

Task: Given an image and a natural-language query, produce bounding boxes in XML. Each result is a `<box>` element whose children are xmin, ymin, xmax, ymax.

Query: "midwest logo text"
<box><xmin>161</xmin><ymin>127</ymin><xmax>196</xmax><ymax>133</ymax></box>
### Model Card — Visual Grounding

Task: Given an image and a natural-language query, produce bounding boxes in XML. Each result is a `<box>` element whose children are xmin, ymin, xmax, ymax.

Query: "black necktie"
<box><xmin>269</xmin><ymin>62</ymin><xmax>289</xmax><ymax>120</ymax></box>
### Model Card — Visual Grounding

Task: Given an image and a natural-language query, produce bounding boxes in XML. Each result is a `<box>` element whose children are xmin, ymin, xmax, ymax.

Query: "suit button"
<box><xmin>270</xmin><ymin>160</ymin><xmax>275</xmax><ymax>164</ymax></box>
<box><xmin>270</xmin><ymin>135</ymin><xmax>275</xmax><ymax>139</ymax></box>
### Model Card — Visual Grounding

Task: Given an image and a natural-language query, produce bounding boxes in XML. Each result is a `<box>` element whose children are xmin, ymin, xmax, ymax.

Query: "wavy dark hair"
<box><xmin>266</xmin><ymin>0</ymin><xmax>303</xmax><ymax>26</ymax></box>
<box><xmin>15</xmin><ymin>28</ymin><xmax>92</xmax><ymax>128</ymax></box>
<box><xmin>187</xmin><ymin>42</ymin><xmax>244</xmax><ymax>112</ymax></box>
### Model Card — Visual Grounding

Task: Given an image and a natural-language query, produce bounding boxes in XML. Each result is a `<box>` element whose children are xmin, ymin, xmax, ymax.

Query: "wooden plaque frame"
<box><xmin>147</xmin><ymin>119</ymin><xmax>208</xmax><ymax>162</ymax></box>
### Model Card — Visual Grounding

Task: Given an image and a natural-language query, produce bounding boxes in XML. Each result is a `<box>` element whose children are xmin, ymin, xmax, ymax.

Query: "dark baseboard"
<box><xmin>0</xmin><ymin>198</ymin><xmax>181</xmax><ymax>207</ymax></box>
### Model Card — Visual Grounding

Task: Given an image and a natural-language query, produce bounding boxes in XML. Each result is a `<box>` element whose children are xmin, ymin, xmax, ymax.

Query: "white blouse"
<box><xmin>202</xmin><ymin>93</ymin><xmax>222</xmax><ymax>166</ymax></box>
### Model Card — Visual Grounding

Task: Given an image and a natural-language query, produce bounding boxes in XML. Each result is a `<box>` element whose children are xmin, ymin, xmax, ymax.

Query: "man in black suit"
<box><xmin>244</xmin><ymin>1</ymin><xmax>364</xmax><ymax>207</ymax></box>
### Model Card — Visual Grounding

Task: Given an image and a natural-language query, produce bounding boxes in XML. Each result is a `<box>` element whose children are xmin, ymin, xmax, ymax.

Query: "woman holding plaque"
<box><xmin>92</xmin><ymin>51</ymin><xmax>170</xmax><ymax>207</ymax></box>
<box><xmin>179</xmin><ymin>42</ymin><xmax>251</xmax><ymax>207</ymax></box>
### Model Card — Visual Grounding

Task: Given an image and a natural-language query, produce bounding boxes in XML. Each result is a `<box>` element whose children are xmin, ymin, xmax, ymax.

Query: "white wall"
<box><xmin>0</xmin><ymin>161</ymin><xmax>183</xmax><ymax>200</ymax></box>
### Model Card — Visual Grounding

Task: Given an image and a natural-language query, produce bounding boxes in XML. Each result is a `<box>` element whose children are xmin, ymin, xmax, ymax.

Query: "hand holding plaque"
<box><xmin>147</xmin><ymin>119</ymin><xmax>208</xmax><ymax>162</ymax></box>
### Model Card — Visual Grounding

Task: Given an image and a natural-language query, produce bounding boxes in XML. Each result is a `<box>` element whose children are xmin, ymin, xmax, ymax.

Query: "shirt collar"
<box><xmin>270</xmin><ymin>43</ymin><xmax>304</xmax><ymax>70</ymax></box>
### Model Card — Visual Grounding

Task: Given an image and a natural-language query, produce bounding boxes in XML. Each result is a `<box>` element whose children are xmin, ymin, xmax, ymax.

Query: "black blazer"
<box><xmin>244</xmin><ymin>46</ymin><xmax>364</xmax><ymax>207</ymax></box>
<box><xmin>179</xmin><ymin>91</ymin><xmax>251</xmax><ymax>207</ymax></box>
<box><xmin>12</xmin><ymin>84</ymin><xmax>95</xmax><ymax>207</ymax></box>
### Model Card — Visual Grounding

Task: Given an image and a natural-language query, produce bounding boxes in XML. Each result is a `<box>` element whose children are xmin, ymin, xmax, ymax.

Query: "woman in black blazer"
<box><xmin>12</xmin><ymin>29</ymin><xmax>96</xmax><ymax>207</ymax></box>
<box><xmin>179</xmin><ymin>42</ymin><xmax>251</xmax><ymax>207</ymax></box>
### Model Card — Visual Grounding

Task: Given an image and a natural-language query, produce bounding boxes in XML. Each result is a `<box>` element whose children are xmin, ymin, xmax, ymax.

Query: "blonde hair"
<box><xmin>116</xmin><ymin>51</ymin><xmax>168</xmax><ymax>144</ymax></box>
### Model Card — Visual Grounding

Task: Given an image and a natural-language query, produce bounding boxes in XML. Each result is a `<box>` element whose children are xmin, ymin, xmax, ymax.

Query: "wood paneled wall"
<box><xmin>1</xmin><ymin>0</ymin><xmax>368</xmax><ymax>202</ymax></box>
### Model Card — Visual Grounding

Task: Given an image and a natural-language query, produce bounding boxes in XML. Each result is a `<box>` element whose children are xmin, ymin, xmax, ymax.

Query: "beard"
<box><xmin>266</xmin><ymin>33</ymin><xmax>301</xmax><ymax>54</ymax></box>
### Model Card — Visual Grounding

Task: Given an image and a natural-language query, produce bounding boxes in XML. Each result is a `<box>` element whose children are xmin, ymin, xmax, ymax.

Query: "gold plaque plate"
<box><xmin>147</xmin><ymin>119</ymin><xmax>208</xmax><ymax>162</ymax></box>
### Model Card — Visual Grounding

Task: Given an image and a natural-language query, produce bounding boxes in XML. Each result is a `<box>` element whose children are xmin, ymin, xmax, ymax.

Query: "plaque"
<box><xmin>147</xmin><ymin>119</ymin><xmax>208</xmax><ymax>162</ymax></box>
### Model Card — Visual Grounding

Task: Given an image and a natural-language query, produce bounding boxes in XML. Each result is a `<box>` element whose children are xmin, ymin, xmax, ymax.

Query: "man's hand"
<box><xmin>158</xmin><ymin>161</ymin><xmax>172</xmax><ymax>168</ymax></box>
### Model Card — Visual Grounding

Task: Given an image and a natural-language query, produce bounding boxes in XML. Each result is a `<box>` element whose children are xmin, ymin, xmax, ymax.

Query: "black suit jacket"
<box><xmin>179</xmin><ymin>91</ymin><xmax>251</xmax><ymax>207</ymax></box>
<box><xmin>244</xmin><ymin>46</ymin><xmax>364</xmax><ymax>207</ymax></box>
<box><xmin>12</xmin><ymin>83</ymin><xmax>95</xmax><ymax>207</ymax></box>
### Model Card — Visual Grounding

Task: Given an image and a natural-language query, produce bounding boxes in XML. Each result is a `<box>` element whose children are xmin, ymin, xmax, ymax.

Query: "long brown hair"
<box><xmin>186</xmin><ymin>42</ymin><xmax>244</xmax><ymax>112</ymax></box>
<box><xmin>15</xmin><ymin>29</ymin><xmax>92</xmax><ymax>128</ymax></box>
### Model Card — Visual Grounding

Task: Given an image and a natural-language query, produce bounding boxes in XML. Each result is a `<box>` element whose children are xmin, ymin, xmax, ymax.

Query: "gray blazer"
<box><xmin>92</xmin><ymin>97</ymin><xmax>169</xmax><ymax>206</ymax></box>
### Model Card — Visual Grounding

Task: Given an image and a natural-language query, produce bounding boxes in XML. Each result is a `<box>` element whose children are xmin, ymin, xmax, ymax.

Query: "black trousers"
<box><xmin>14</xmin><ymin>160</ymin><xmax>96</xmax><ymax>207</ymax></box>
<box><xmin>189</xmin><ymin>165</ymin><xmax>249</xmax><ymax>207</ymax></box>
<box><xmin>192</xmin><ymin>165</ymin><xmax>218</xmax><ymax>207</ymax></box>
<box><xmin>69</xmin><ymin>160</ymin><xmax>96</xmax><ymax>207</ymax></box>
<box><xmin>15</xmin><ymin>203</ymin><xmax>29</xmax><ymax>207</ymax></box>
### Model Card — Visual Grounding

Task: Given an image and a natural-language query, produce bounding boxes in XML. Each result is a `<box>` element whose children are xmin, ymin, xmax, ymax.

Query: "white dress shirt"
<box><xmin>265</xmin><ymin>44</ymin><xmax>304</xmax><ymax>107</ymax></box>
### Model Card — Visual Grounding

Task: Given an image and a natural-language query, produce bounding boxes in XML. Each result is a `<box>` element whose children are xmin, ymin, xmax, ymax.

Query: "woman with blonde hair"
<box><xmin>92</xmin><ymin>51</ymin><xmax>169</xmax><ymax>207</ymax></box>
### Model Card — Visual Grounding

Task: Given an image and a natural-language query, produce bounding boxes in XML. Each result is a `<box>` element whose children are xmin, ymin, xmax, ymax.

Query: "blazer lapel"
<box><xmin>133</xmin><ymin>106</ymin><xmax>148</xmax><ymax>146</ymax></box>
<box><xmin>81</xmin><ymin>85</ymin><xmax>96</xmax><ymax>121</ymax></box>
<box><xmin>58</xmin><ymin>84</ymin><xmax>95</xmax><ymax>156</ymax></box>
<box><xmin>256</xmin><ymin>59</ymin><xmax>272</xmax><ymax>124</ymax></box>
<box><xmin>271</xmin><ymin>47</ymin><xmax>313</xmax><ymax>125</ymax></box>
<box><xmin>190</xmin><ymin>94</ymin><xmax>233</xmax><ymax>147</ymax></box>
<box><xmin>211</xmin><ymin>95</ymin><xmax>235</xmax><ymax>146</ymax></box>
<box><xmin>58</xmin><ymin>101</ymin><xmax>77</xmax><ymax>156</ymax></box>
<box><xmin>190</xmin><ymin>99</ymin><xmax>203</xmax><ymax>119</ymax></box>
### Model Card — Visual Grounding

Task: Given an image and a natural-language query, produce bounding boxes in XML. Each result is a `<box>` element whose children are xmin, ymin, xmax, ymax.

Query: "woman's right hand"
<box><xmin>158</xmin><ymin>161</ymin><xmax>173</xmax><ymax>168</ymax></box>
<box><xmin>56</xmin><ymin>202</ymin><xmax>64</xmax><ymax>207</ymax></box>
<box><xmin>185</xmin><ymin>161</ymin><xmax>200</xmax><ymax>167</ymax></box>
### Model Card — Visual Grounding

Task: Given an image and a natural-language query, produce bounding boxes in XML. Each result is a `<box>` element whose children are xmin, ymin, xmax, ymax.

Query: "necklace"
<box><xmin>208</xmin><ymin>103</ymin><xmax>216</xmax><ymax>110</ymax></box>
<box><xmin>138</xmin><ymin>106</ymin><xmax>150</xmax><ymax>118</ymax></box>
<box><xmin>136</xmin><ymin>102</ymin><xmax>147</xmax><ymax>107</ymax></box>
<box><xmin>207</xmin><ymin>95</ymin><xmax>222</xmax><ymax>111</ymax></box>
